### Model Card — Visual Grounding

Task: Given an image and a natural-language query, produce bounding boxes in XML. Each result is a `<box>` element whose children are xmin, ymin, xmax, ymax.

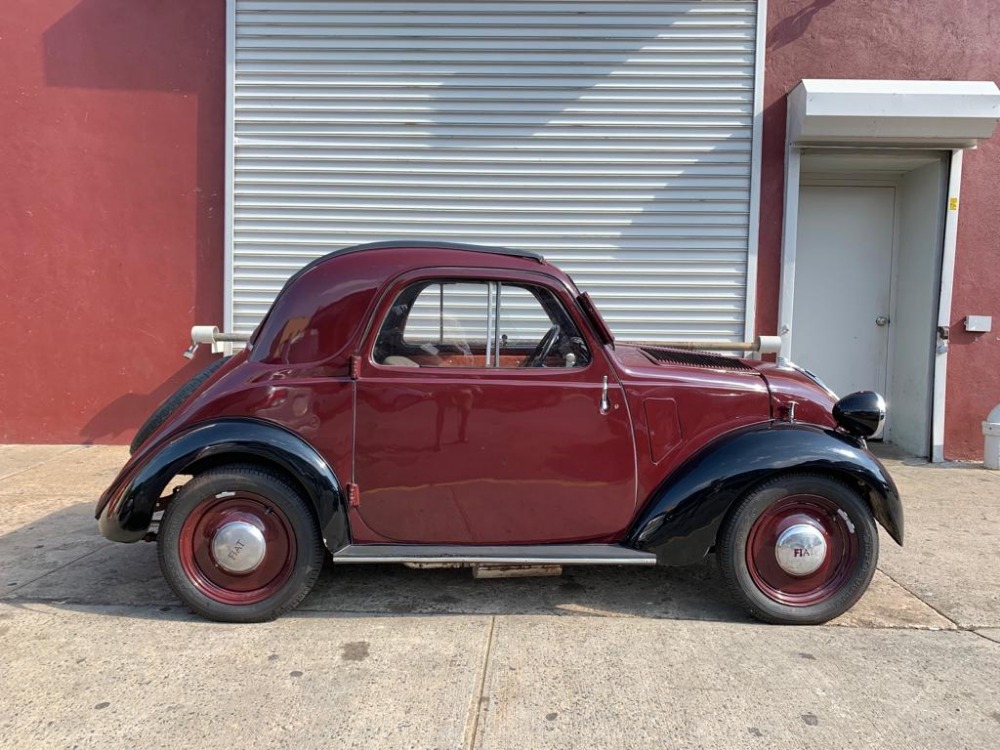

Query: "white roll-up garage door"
<box><xmin>229</xmin><ymin>0</ymin><xmax>760</xmax><ymax>341</ymax></box>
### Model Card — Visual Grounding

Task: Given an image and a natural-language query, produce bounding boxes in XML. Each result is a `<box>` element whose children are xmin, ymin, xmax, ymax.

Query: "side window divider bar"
<box><xmin>494</xmin><ymin>282</ymin><xmax>503</xmax><ymax>368</ymax></box>
<box><xmin>485</xmin><ymin>281</ymin><xmax>495</xmax><ymax>367</ymax></box>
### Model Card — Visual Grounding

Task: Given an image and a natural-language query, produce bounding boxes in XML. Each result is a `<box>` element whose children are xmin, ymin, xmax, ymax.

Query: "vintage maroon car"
<box><xmin>97</xmin><ymin>241</ymin><xmax>902</xmax><ymax>624</ymax></box>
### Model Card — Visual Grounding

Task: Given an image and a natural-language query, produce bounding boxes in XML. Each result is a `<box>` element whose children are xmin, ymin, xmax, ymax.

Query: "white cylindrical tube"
<box><xmin>191</xmin><ymin>325</ymin><xmax>220</xmax><ymax>344</ymax></box>
<box><xmin>756</xmin><ymin>335</ymin><xmax>783</xmax><ymax>354</ymax></box>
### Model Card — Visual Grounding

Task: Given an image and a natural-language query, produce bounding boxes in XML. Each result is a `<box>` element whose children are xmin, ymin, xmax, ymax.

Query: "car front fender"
<box><xmin>625</xmin><ymin>424</ymin><xmax>903</xmax><ymax>565</ymax></box>
<box><xmin>96</xmin><ymin>418</ymin><xmax>349</xmax><ymax>552</ymax></box>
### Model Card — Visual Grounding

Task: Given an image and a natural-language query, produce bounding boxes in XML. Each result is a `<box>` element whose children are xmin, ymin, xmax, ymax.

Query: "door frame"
<box><xmin>350</xmin><ymin>265</ymin><xmax>638</xmax><ymax>544</ymax></box>
<box><xmin>778</xmin><ymin>147</ymin><xmax>962</xmax><ymax>461</ymax></box>
<box><xmin>355</xmin><ymin>265</ymin><xmax>615</xmax><ymax>382</ymax></box>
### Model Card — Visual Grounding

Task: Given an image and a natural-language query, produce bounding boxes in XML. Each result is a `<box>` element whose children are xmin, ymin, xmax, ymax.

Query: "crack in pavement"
<box><xmin>0</xmin><ymin>446</ymin><xmax>87</xmax><ymax>483</ymax></box>
<box><xmin>464</xmin><ymin>615</ymin><xmax>496</xmax><ymax>750</ymax></box>
<box><xmin>970</xmin><ymin>629</ymin><xmax>1000</xmax><ymax>646</ymax></box>
<box><xmin>877</xmin><ymin>567</ymin><xmax>1000</xmax><ymax>637</ymax></box>
<box><xmin>1</xmin><ymin>594</ymin><xmax>975</xmax><ymax>635</ymax></box>
<box><xmin>876</xmin><ymin>565</ymin><xmax>964</xmax><ymax>629</ymax></box>
<box><xmin>0</xmin><ymin>544</ymin><xmax>109</xmax><ymax>599</ymax></box>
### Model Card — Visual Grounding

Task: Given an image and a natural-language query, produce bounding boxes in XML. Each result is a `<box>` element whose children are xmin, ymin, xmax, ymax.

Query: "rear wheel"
<box><xmin>158</xmin><ymin>465</ymin><xmax>324</xmax><ymax>623</ymax></box>
<box><xmin>717</xmin><ymin>474</ymin><xmax>878</xmax><ymax>625</ymax></box>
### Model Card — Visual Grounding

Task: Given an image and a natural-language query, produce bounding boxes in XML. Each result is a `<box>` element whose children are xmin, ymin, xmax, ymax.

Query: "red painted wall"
<box><xmin>0</xmin><ymin>0</ymin><xmax>225</xmax><ymax>444</ymax></box>
<box><xmin>2</xmin><ymin>0</ymin><xmax>998</xmax><ymax>459</ymax></box>
<box><xmin>758</xmin><ymin>0</ymin><xmax>1000</xmax><ymax>459</ymax></box>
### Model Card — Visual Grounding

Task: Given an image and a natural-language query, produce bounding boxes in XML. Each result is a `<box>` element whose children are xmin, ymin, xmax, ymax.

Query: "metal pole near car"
<box><xmin>184</xmin><ymin>326</ymin><xmax>783</xmax><ymax>358</ymax></box>
<box><xmin>621</xmin><ymin>336</ymin><xmax>783</xmax><ymax>355</ymax></box>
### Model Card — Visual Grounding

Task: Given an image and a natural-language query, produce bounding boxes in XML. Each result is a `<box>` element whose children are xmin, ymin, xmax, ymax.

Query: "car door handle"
<box><xmin>599</xmin><ymin>376</ymin><xmax>611</xmax><ymax>415</ymax></box>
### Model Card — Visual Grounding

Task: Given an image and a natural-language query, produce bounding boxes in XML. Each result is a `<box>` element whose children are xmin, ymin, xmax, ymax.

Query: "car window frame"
<box><xmin>362</xmin><ymin>267</ymin><xmax>605</xmax><ymax>379</ymax></box>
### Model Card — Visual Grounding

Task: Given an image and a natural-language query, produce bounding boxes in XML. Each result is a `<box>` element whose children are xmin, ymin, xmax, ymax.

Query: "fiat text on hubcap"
<box><xmin>212</xmin><ymin>520</ymin><xmax>267</xmax><ymax>574</ymax></box>
<box><xmin>774</xmin><ymin>523</ymin><xmax>828</xmax><ymax>576</ymax></box>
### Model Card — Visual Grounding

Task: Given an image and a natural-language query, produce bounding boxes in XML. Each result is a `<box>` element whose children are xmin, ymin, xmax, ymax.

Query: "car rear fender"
<box><xmin>624</xmin><ymin>424</ymin><xmax>903</xmax><ymax>565</ymax></box>
<box><xmin>96</xmin><ymin>418</ymin><xmax>349</xmax><ymax>552</ymax></box>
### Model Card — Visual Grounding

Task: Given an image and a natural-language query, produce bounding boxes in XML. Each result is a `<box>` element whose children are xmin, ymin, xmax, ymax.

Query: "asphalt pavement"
<box><xmin>1</xmin><ymin>444</ymin><xmax>998</xmax><ymax>749</ymax></box>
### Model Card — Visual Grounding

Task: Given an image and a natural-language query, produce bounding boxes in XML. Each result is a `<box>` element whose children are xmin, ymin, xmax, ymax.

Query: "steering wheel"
<box><xmin>523</xmin><ymin>326</ymin><xmax>560</xmax><ymax>368</ymax></box>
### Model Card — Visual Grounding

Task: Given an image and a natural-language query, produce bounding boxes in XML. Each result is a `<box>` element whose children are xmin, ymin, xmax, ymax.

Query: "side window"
<box><xmin>374</xmin><ymin>280</ymin><xmax>590</xmax><ymax>369</ymax></box>
<box><xmin>403</xmin><ymin>282</ymin><xmax>490</xmax><ymax>347</ymax></box>
<box><xmin>496</xmin><ymin>285</ymin><xmax>551</xmax><ymax>348</ymax></box>
<box><xmin>497</xmin><ymin>284</ymin><xmax>591</xmax><ymax>368</ymax></box>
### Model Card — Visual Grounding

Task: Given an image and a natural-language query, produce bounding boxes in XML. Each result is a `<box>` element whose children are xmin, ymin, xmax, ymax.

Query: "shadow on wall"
<box><xmin>768</xmin><ymin>0</ymin><xmax>838</xmax><ymax>51</ymax></box>
<box><xmin>77</xmin><ymin>358</ymin><xmax>215</xmax><ymax>443</ymax></box>
<box><xmin>392</xmin><ymin>13</ymin><xmax>751</xmax><ymax>342</ymax></box>
<box><xmin>39</xmin><ymin>0</ymin><xmax>754</xmax><ymax>445</ymax></box>
<box><xmin>40</xmin><ymin>0</ymin><xmax>224</xmax><ymax>443</ymax></box>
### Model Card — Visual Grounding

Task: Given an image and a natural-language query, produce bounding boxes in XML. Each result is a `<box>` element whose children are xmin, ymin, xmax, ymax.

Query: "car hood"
<box><xmin>612</xmin><ymin>344</ymin><xmax>838</xmax><ymax>428</ymax></box>
<box><xmin>753</xmin><ymin>361</ymin><xmax>839</xmax><ymax>429</ymax></box>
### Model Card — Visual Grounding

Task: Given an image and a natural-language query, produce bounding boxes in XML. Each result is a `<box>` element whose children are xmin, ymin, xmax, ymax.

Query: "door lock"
<box><xmin>875</xmin><ymin>316</ymin><xmax>890</xmax><ymax>327</ymax></box>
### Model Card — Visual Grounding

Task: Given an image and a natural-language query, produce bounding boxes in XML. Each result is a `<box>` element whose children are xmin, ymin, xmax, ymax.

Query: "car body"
<box><xmin>97</xmin><ymin>241</ymin><xmax>902</xmax><ymax>624</ymax></box>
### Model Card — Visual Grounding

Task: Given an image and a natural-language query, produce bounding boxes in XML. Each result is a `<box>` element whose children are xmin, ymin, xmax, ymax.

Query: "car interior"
<box><xmin>373</xmin><ymin>280</ymin><xmax>591</xmax><ymax>369</ymax></box>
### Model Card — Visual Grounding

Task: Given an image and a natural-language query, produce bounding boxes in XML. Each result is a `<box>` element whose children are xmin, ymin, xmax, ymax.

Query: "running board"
<box><xmin>332</xmin><ymin>544</ymin><xmax>657</xmax><ymax>566</ymax></box>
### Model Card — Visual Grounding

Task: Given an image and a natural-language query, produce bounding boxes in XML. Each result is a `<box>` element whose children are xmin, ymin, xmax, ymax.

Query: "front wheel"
<box><xmin>158</xmin><ymin>465</ymin><xmax>324</xmax><ymax>623</ymax></box>
<box><xmin>717</xmin><ymin>474</ymin><xmax>878</xmax><ymax>625</ymax></box>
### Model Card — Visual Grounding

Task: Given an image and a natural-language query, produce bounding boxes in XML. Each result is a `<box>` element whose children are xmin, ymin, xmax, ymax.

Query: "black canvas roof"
<box><xmin>278</xmin><ymin>240</ymin><xmax>545</xmax><ymax>295</ymax></box>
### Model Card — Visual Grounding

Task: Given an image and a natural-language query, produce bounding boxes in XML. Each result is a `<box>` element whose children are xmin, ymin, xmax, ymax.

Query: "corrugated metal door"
<box><xmin>229</xmin><ymin>0</ymin><xmax>759</xmax><ymax>341</ymax></box>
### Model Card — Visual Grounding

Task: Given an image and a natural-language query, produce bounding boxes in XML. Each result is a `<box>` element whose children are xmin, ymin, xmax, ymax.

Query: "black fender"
<box><xmin>624</xmin><ymin>424</ymin><xmax>903</xmax><ymax>566</ymax></box>
<box><xmin>96</xmin><ymin>418</ymin><xmax>350</xmax><ymax>552</ymax></box>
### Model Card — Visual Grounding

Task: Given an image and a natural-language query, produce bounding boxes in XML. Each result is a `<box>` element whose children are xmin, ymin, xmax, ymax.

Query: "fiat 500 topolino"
<box><xmin>97</xmin><ymin>241</ymin><xmax>901</xmax><ymax>624</ymax></box>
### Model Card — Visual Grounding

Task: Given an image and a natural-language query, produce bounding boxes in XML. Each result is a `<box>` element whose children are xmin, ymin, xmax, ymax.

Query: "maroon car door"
<box><xmin>352</xmin><ymin>275</ymin><xmax>637</xmax><ymax>545</ymax></box>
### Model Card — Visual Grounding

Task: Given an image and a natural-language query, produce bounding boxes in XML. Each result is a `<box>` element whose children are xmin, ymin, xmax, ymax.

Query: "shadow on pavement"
<box><xmin>0</xmin><ymin>501</ymin><xmax>748</xmax><ymax>624</ymax></box>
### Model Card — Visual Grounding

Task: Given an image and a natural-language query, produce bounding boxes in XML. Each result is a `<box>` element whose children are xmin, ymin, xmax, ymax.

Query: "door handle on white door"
<box><xmin>875</xmin><ymin>316</ymin><xmax>890</xmax><ymax>327</ymax></box>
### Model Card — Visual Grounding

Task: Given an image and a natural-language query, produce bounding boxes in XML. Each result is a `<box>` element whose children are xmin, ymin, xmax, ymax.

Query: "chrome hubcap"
<box><xmin>774</xmin><ymin>523</ymin><xmax>828</xmax><ymax>576</ymax></box>
<box><xmin>211</xmin><ymin>520</ymin><xmax>266</xmax><ymax>574</ymax></box>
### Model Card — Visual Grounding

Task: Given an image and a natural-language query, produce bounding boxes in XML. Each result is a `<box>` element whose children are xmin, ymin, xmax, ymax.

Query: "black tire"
<box><xmin>717</xmin><ymin>473</ymin><xmax>878</xmax><ymax>625</ymax></box>
<box><xmin>130</xmin><ymin>358</ymin><xmax>229</xmax><ymax>454</ymax></box>
<box><xmin>158</xmin><ymin>464</ymin><xmax>324</xmax><ymax>623</ymax></box>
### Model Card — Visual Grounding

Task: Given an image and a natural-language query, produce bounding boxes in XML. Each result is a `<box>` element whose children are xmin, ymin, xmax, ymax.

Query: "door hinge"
<box><xmin>347</xmin><ymin>482</ymin><xmax>361</xmax><ymax>508</ymax></box>
<box><xmin>350</xmin><ymin>354</ymin><xmax>361</xmax><ymax>379</ymax></box>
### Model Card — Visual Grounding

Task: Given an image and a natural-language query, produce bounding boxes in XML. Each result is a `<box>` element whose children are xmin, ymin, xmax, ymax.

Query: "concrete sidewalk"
<box><xmin>1</xmin><ymin>445</ymin><xmax>998</xmax><ymax>749</ymax></box>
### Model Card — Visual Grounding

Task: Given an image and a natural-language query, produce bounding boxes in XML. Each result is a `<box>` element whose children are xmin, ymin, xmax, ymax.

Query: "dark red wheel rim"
<box><xmin>745</xmin><ymin>495</ymin><xmax>859</xmax><ymax>607</ymax></box>
<box><xmin>178</xmin><ymin>492</ymin><xmax>297</xmax><ymax>605</ymax></box>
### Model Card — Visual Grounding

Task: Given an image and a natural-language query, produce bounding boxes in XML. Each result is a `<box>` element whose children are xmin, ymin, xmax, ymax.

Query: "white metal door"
<box><xmin>792</xmin><ymin>186</ymin><xmax>894</xmax><ymax>399</ymax></box>
<box><xmin>228</xmin><ymin>0</ymin><xmax>762</xmax><ymax>342</ymax></box>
